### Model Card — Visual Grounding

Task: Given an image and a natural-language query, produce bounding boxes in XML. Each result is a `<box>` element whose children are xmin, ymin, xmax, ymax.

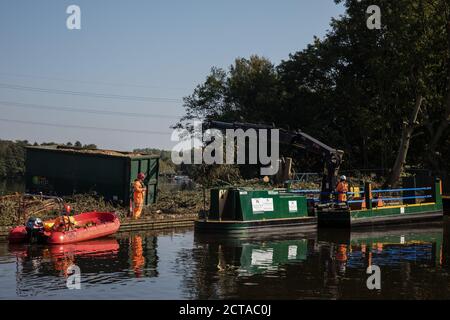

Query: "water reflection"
<box><xmin>7</xmin><ymin>234</ymin><xmax>159</xmax><ymax>297</ymax></box>
<box><xmin>182</xmin><ymin>221</ymin><xmax>450</xmax><ymax>299</ymax></box>
<box><xmin>194</xmin><ymin>234</ymin><xmax>312</xmax><ymax>278</ymax></box>
<box><xmin>1</xmin><ymin>220</ymin><xmax>450</xmax><ymax>299</ymax></box>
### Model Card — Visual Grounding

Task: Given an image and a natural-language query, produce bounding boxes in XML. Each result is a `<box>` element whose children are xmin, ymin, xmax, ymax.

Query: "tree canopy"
<box><xmin>177</xmin><ymin>0</ymin><xmax>450</xmax><ymax>185</ymax></box>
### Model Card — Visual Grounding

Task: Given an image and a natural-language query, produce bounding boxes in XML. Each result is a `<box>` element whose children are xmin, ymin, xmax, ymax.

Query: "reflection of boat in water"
<box><xmin>8</xmin><ymin>234</ymin><xmax>159</xmax><ymax>297</ymax></box>
<box><xmin>237</xmin><ymin>240</ymin><xmax>309</xmax><ymax>276</ymax></box>
<box><xmin>194</xmin><ymin>233</ymin><xmax>314</xmax><ymax>276</ymax></box>
<box><xmin>187</xmin><ymin>222</ymin><xmax>450</xmax><ymax>299</ymax></box>
<box><xmin>9</xmin><ymin>239</ymin><xmax>120</xmax><ymax>267</ymax></box>
<box><xmin>47</xmin><ymin>239</ymin><xmax>120</xmax><ymax>257</ymax></box>
<box><xmin>194</xmin><ymin>222</ymin><xmax>445</xmax><ymax>278</ymax></box>
<box><xmin>317</xmin><ymin>222</ymin><xmax>444</xmax><ymax>278</ymax></box>
<box><xmin>9</xmin><ymin>238</ymin><xmax>121</xmax><ymax>296</ymax></box>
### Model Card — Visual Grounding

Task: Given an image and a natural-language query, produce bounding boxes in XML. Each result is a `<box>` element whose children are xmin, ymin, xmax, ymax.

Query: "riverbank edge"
<box><xmin>0</xmin><ymin>215</ymin><xmax>197</xmax><ymax>240</ymax></box>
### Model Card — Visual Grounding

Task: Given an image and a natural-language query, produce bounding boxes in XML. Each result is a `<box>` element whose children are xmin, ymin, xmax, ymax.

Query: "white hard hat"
<box><xmin>340</xmin><ymin>175</ymin><xmax>347</xmax><ymax>181</ymax></box>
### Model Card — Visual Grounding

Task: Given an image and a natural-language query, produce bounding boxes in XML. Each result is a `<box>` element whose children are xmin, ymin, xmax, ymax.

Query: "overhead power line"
<box><xmin>0</xmin><ymin>72</ymin><xmax>189</xmax><ymax>91</ymax></box>
<box><xmin>0</xmin><ymin>100</ymin><xmax>181</xmax><ymax>120</ymax></box>
<box><xmin>0</xmin><ymin>118</ymin><xmax>173</xmax><ymax>136</ymax></box>
<box><xmin>0</xmin><ymin>83</ymin><xmax>183</xmax><ymax>103</ymax></box>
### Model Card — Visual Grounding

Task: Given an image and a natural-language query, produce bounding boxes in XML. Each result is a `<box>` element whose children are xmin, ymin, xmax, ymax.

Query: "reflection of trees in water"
<box><xmin>175</xmin><ymin>242</ymin><xmax>241</xmax><ymax>299</ymax></box>
<box><xmin>178</xmin><ymin>226</ymin><xmax>450</xmax><ymax>299</ymax></box>
<box><xmin>443</xmin><ymin>219</ymin><xmax>450</xmax><ymax>268</ymax></box>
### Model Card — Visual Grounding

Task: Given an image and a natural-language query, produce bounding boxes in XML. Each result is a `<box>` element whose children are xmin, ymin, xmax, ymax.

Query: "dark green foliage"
<box><xmin>0</xmin><ymin>140</ymin><xmax>28</xmax><ymax>178</ymax></box>
<box><xmin>177</xmin><ymin>0</ymin><xmax>450</xmax><ymax>182</ymax></box>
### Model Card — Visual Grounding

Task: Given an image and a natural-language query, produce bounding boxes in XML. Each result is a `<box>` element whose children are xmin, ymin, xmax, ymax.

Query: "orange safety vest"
<box><xmin>336</xmin><ymin>181</ymin><xmax>349</xmax><ymax>202</ymax></box>
<box><xmin>133</xmin><ymin>180</ymin><xmax>145</xmax><ymax>204</ymax></box>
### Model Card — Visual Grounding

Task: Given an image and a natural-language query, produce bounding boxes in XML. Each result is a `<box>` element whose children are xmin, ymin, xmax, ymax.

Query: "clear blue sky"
<box><xmin>0</xmin><ymin>0</ymin><xmax>345</xmax><ymax>151</ymax></box>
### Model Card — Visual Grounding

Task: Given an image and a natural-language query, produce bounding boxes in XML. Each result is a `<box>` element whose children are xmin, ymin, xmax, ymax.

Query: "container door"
<box><xmin>146</xmin><ymin>158</ymin><xmax>159</xmax><ymax>204</ymax></box>
<box><xmin>130</xmin><ymin>158</ymin><xmax>159</xmax><ymax>205</ymax></box>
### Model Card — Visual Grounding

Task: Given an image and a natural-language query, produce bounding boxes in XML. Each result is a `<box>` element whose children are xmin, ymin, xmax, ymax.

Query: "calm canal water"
<box><xmin>1</xmin><ymin>215</ymin><xmax>450</xmax><ymax>299</ymax></box>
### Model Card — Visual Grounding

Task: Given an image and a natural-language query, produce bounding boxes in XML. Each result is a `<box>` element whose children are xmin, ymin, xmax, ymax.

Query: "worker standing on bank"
<box><xmin>336</xmin><ymin>175</ymin><xmax>349</xmax><ymax>203</ymax></box>
<box><xmin>133</xmin><ymin>173</ymin><xmax>147</xmax><ymax>219</ymax></box>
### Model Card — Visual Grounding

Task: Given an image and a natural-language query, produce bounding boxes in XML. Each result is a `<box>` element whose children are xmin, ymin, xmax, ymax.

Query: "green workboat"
<box><xmin>196</xmin><ymin>179</ymin><xmax>444</xmax><ymax>233</ymax></box>
<box><xmin>317</xmin><ymin>179</ymin><xmax>444</xmax><ymax>228</ymax></box>
<box><xmin>195</xmin><ymin>188</ymin><xmax>316</xmax><ymax>234</ymax></box>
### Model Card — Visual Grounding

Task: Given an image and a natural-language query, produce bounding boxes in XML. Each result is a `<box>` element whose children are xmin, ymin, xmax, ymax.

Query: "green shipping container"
<box><xmin>25</xmin><ymin>146</ymin><xmax>159</xmax><ymax>205</ymax></box>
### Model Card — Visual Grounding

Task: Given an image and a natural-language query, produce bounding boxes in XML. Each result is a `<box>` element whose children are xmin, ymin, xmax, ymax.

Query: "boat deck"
<box><xmin>317</xmin><ymin>180</ymin><xmax>444</xmax><ymax>228</ymax></box>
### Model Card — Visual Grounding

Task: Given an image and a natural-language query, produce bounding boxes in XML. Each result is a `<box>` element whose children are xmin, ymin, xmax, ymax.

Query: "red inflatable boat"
<box><xmin>9</xmin><ymin>212</ymin><xmax>120</xmax><ymax>245</ymax></box>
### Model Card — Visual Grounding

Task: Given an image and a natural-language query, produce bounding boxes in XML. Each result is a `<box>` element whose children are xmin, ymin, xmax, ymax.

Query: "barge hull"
<box><xmin>195</xmin><ymin>217</ymin><xmax>317</xmax><ymax>234</ymax></box>
<box><xmin>318</xmin><ymin>210</ymin><xmax>442</xmax><ymax>229</ymax></box>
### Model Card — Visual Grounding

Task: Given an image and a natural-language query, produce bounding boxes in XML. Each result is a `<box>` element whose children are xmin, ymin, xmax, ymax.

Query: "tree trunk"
<box><xmin>387</xmin><ymin>95</ymin><xmax>424</xmax><ymax>187</ymax></box>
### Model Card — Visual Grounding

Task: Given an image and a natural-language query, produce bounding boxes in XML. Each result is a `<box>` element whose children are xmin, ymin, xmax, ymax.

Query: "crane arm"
<box><xmin>207</xmin><ymin>120</ymin><xmax>344</xmax><ymax>202</ymax></box>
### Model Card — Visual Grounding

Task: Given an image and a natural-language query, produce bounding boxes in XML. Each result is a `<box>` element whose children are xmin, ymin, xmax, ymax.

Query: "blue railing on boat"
<box><xmin>288</xmin><ymin>186</ymin><xmax>433</xmax><ymax>205</ymax></box>
<box><xmin>347</xmin><ymin>195</ymin><xmax>432</xmax><ymax>204</ymax></box>
<box><xmin>289</xmin><ymin>187</ymin><xmax>431</xmax><ymax>195</ymax></box>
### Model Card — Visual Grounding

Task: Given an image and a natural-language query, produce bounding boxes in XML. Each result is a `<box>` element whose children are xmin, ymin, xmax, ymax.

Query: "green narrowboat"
<box><xmin>317</xmin><ymin>179</ymin><xmax>444</xmax><ymax>228</ymax></box>
<box><xmin>195</xmin><ymin>188</ymin><xmax>316</xmax><ymax>234</ymax></box>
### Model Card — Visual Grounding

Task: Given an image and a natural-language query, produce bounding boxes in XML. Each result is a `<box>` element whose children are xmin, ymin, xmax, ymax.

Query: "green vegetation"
<box><xmin>0</xmin><ymin>140</ymin><xmax>27</xmax><ymax>178</ymax></box>
<box><xmin>177</xmin><ymin>0</ymin><xmax>450</xmax><ymax>187</ymax></box>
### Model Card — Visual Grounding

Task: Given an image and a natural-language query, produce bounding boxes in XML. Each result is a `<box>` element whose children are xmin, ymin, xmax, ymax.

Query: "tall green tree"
<box><xmin>176</xmin><ymin>55</ymin><xmax>281</xmax><ymax>130</ymax></box>
<box><xmin>177</xmin><ymin>0</ymin><xmax>450</xmax><ymax>184</ymax></box>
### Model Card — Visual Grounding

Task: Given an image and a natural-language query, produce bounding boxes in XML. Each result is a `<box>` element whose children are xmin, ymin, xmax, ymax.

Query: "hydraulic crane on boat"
<box><xmin>207</xmin><ymin>120</ymin><xmax>344</xmax><ymax>203</ymax></box>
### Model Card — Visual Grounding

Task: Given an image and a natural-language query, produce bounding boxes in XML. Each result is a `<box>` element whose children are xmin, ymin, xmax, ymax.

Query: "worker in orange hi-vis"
<box><xmin>336</xmin><ymin>175</ymin><xmax>349</xmax><ymax>203</ymax></box>
<box><xmin>132</xmin><ymin>173</ymin><xmax>147</xmax><ymax>220</ymax></box>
